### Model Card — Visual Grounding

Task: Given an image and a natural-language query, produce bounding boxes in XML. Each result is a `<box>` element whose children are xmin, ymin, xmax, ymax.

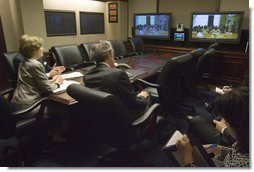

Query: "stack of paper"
<box><xmin>60</xmin><ymin>72</ymin><xmax>84</xmax><ymax>79</ymax></box>
<box><xmin>165</xmin><ymin>130</ymin><xmax>183</xmax><ymax>148</ymax></box>
<box><xmin>53</xmin><ymin>80</ymin><xmax>80</xmax><ymax>94</ymax></box>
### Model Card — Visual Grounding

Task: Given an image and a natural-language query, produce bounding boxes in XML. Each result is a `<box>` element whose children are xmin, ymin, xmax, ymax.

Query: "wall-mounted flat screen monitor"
<box><xmin>133</xmin><ymin>13</ymin><xmax>172</xmax><ymax>40</ymax></box>
<box><xmin>190</xmin><ymin>11</ymin><xmax>244</xmax><ymax>44</ymax></box>
<box><xmin>174</xmin><ymin>33</ymin><xmax>185</xmax><ymax>41</ymax></box>
<box><xmin>44</xmin><ymin>10</ymin><xmax>76</xmax><ymax>36</ymax></box>
<box><xmin>80</xmin><ymin>12</ymin><xmax>105</xmax><ymax>34</ymax></box>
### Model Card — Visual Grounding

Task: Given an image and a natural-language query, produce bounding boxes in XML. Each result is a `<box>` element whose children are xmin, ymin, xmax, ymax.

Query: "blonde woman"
<box><xmin>12</xmin><ymin>34</ymin><xmax>67</xmax><ymax>143</ymax></box>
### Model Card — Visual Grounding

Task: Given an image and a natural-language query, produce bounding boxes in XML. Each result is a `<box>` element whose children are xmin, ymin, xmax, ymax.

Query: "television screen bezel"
<box><xmin>79</xmin><ymin>11</ymin><xmax>105</xmax><ymax>34</ymax></box>
<box><xmin>133</xmin><ymin>13</ymin><xmax>172</xmax><ymax>40</ymax></box>
<box><xmin>189</xmin><ymin>11</ymin><xmax>244</xmax><ymax>44</ymax></box>
<box><xmin>44</xmin><ymin>10</ymin><xmax>77</xmax><ymax>37</ymax></box>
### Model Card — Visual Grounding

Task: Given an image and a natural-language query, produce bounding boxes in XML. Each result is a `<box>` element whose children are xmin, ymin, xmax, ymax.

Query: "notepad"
<box><xmin>164</xmin><ymin>130</ymin><xmax>183</xmax><ymax>148</ymax></box>
<box><xmin>215</xmin><ymin>87</ymin><xmax>225</xmax><ymax>94</ymax></box>
<box><xmin>53</xmin><ymin>80</ymin><xmax>80</xmax><ymax>94</ymax></box>
<box><xmin>60</xmin><ymin>71</ymin><xmax>84</xmax><ymax>79</ymax></box>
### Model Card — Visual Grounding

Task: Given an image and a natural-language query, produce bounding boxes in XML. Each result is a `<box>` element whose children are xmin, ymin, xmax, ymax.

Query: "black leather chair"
<box><xmin>129</xmin><ymin>38</ymin><xmax>145</xmax><ymax>54</ymax></box>
<box><xmin>135</xmin><ymin>58</ymin><xmax>182</xmax><ymax>113</ymax></box>
<box><xmin>207</xmin><ymin>42</ymin><xmax>219</xmax><ymax>50</ymax></box>
<box><xmin>1</xmin><ymin>52</ymin><xmax>19</xmax><ymax>87</ymax></box>
<box><xmin>183</xmin><ymin>48</ymin><xmax>206</xmax><ymax>92</ymax></box>
<box><xmin>0</xmin><ymin>88</ymin><xmax>48</xmax><ymax>166</ymax></box>
<box><xmin>80</xmin><ymin>42</ymin><xmax>97</xmax><ymax>61</ymax></box>
<box><xmin>67</xmin><ymin>84</ymin><xmax>160</xmax><ymax>151</ymax></box>
<box><xmin>194</xmin><ymin>48</ymin><xmax>216</xmax><ymax>90</ymax></box>
<box><xmin>51</xmin><ymin>44</ymin><xmax>95</xmax><ymax>71</ymax></box>
<box><xmin>171</xmin><ymin>53</ymin><xmax>196</xmax><ymax>95</ymax></box>
<box><xmin>108</xmin><ymin>39</ymin><xmax>134</xmax><ymax>60</ymax></box>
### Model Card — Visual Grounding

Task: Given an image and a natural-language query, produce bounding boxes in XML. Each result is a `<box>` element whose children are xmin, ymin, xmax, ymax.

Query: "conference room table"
<box><xmin>47</xmin><ymin>52</ymin><xmax>180</xmax><ymax>105</ymax></box>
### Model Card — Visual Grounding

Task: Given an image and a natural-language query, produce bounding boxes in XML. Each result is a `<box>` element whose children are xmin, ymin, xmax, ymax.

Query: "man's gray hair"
<box><xmin>90</xmin><ymin>40</ymin><xmax>114</xmax><ymax>63</ymax></box>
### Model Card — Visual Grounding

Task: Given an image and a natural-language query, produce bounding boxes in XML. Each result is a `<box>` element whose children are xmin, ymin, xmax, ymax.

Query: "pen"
<box><xmin>205</xmin><ymin>144</ymin><xmax>217</xmax><ymax>150</ymax></box>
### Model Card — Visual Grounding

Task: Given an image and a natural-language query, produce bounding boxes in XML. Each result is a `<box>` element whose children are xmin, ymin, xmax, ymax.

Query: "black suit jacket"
<box><xmin>84</xmin><ymin>64</ymin><xmax>147</xmax><ymax>121</ymax></box>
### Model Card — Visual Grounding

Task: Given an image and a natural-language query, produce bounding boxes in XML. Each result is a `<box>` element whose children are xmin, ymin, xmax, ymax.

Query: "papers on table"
<box><xmin>215</xmin><ymin>87</ymin><xmax>225</xmax><ymax>94</ymax></box>
<box><xmin>60</xmin><ymin>71</ymin><xmax>84</xmax><ymax>79</ymax></box>
<box><xmin>53</xmin><ymin>80</ymin><xmax>80</xmax><ymax>94</ymax></box>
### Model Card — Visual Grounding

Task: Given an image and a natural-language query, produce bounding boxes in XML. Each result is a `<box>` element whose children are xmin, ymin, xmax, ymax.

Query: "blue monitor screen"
<box><xmin>190</xmin><ymin>11</ymin><xmax>244</xmax><ymax>44</ymax></box>
<box><xmin>133</xmin><ymin>13</ymin><xmax>172</xmax><ymax>39</ymax></box>
<box><xmin>174</xmin><ymin>33</ymin><xmax>185</xmax><ymax>41</ymax></box>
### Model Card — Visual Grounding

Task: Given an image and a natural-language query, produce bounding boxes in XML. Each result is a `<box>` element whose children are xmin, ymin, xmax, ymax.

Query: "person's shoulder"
<box><xmin>26</xmin><ymin>58</ymin><xmax>43</xmax><ymax>68</ymax></box>
<box><xmin>13</xmin><ymin>53</ymin><xmax>24</xmax><ymax>61</ymax></box>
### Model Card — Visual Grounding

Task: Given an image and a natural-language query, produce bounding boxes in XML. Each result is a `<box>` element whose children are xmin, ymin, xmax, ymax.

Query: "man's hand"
<box><xmin>213</xmin><ymin>118</ymin><xmax>227</xmax><ymax>132</ymax></box>
<box><xmin>137</xmin><ymin>90</ymin><xmax>149</xmax><ymax>99</ymax></box>
<box><xmin>222</xmin><ymin>85</ymin><xmax>232</xmax><ymax>93</ymax></box>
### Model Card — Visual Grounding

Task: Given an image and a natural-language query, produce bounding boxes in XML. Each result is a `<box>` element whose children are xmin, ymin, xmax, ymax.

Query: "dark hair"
<box><xmin>214</xmin><ymin>86</ymin><xmax>249</xmax><ymax>153</ymax></box>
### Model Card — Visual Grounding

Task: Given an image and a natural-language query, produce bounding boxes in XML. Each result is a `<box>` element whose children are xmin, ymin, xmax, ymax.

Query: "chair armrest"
<box><xmin>134</xmin><ymin>79</ymin><xmax>161</xmax><ymax>89</ymax></box>
<box><xmin>66</xmin><ymin>62</ymin><xmax>96</xmax><ymax>71</ymax></box>
<box><xmin>0</xmin><ymin>88</ymin><xmax>15</xmax><ymax>101</ymax></box>
<box><xmin>0</xmin><ymin>88</ymin><xmax>15</xmax><ymax>96</ymax></box>
<box><xmin>132</xmin><ymin>103</ymin><xmax>160</xmax><ymax>126</ymax></box>
<box><xmin>11</xmin><ymin>97</ymin><xmax>48</xmax><ymax>117</ymax></box>
<box><xmin>124</xmin><ymin>52</ymin><xmax>138</xmax><ymax>57</ymax></box>
<box><xmin>82</xmin><ymin>61</ymin><xmax>96</xmax><ymax>67</ymax></box>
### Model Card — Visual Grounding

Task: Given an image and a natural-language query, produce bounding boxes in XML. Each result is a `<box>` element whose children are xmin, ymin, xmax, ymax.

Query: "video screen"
<box><xmin>174</xmin><ymin>33</ymin><xmax>185</xmax><ymax>41</ymax></box>
<box><xmin>80</xmin><ymin>12</ymin><xmax>105</xmax><ymax>34</ymax></box>
<box><xmin>190</xmin><ymin>12</ymin><xmax>244</xmax><ymax>43</ymax></box>
<box><xmin>44</xmin><ymin>10</ymin><xmax>76</xmax><ymax>36</ymax></box>
<box><xmin>134</xmin><ymin>13</ymin><xmax>171</xmax><ymax>39</ymax></box>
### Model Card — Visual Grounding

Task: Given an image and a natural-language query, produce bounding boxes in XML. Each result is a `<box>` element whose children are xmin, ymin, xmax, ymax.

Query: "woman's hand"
<box><xmin>49</xmin><ymin>64</ymin><xmax>66</xmax><ymax>77</ymax></box>
<box><xmin>203</xmin><ymin>144</ymin><xmax>222</xmax><ymax>156</ymax></box>
<box><xmin>55</xmin><ymin>76</ymin><xmax>64</xmax><ymax>85</ymax></box>
<box><xmin>176</xmin><ymin>134</ymin><xmax>194</xmax><ymax>165</ymax></box>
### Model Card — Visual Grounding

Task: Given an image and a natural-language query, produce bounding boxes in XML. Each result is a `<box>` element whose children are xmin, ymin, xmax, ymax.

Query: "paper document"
<box><xmin>53</xmin><ymin>80</ymin><xmax>80</xmax><ymax>94</ymax></box>
<box><xmin>215</xmin><ymin>87</ymin><xmax>224</xmax><ymax>94</ymax></box>
<box><xmin>165</xmin><ymin>130</ymin><xmax>183</xmax><ymax>148</ymax></box>
<box><xmin>60</xmin><ymin>72</ymin><xmax>84</xmax><ymax>79</ymax></box>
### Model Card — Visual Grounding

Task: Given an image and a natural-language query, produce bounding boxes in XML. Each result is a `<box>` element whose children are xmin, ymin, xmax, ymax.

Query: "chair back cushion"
<box><xmin>157</xmin><ymin>59</ymin><xmax>182</xmax><ymax>109</ymax></box>
<box><xmin>67</xmin><ymin>84</ymin><xmax>132</xmax><ymax>148</ymax></box>
<box><xmin>51</xmin><ymin>44</ymin><xmax>85</xmax><ymax>68</ymax></box>
<box><xmin>109</xmin><ymin>39</ymin><xmax>127</xmax><ymax>58</ymax></box>
<box><xmin>190</xmin><ymin>48</ymin><xmax>205</xmax><ymax>59</ymax></box>
<box><xmin>2</xmin><ymin>52</ymin><xmax>19</xmax><ymax>85</ymax></box>
<box><xmin>195</xmin><ymin>48</ymin><xmax>216</xmax><ymax>83</ymax></box>
<box><xmin>129</xmin><ymin>38</ymin><xmax>145</xmax><ymax>53</ymax></box>
<box><xmin>0</xmin><ymin>95</ymin><xmax>16</xmax><ymax>139</ymax></box>
<box><xmin>172</xmin><ymin>53</ymin><xmax>197</xmax><ymax>92</ymax></box>
<box><xmin>80</xmin><ymin>42</ymin><xmax>96</xmax><ymax>61</ymax></box>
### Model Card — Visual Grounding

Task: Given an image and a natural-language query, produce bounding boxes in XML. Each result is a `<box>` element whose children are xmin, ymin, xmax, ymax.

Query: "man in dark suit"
<box><xmin>84</xmin><ymin>41</ymin><xmax>150</xmax><ymax>122</ymax></box>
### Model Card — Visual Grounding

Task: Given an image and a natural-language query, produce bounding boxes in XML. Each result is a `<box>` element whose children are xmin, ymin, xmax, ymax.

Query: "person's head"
<box><xmin>214</xmin><ymin>86</ymin><xmax>249</xmax><ymax>153</ymax></box>
<box><xmin>90</xmin><ymin>40</ymin><xmax>115</xmax><ymax>67</ymax></box>
<box><xmin>19</xmin><ymin>34</ymin><xmax>44</xmax><ymax>60</ymax></box>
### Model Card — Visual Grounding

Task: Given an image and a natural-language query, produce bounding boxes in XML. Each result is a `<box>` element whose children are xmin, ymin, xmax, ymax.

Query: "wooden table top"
<box><xmin>47</xmin><ymin>52</ymin><xmax>179</xmax><ymax>105</ymax></box>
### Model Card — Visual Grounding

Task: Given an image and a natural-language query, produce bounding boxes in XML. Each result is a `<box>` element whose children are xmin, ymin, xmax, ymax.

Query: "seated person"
<box><xmin>84</xmin><ymin>40</ymin><xmax>151</xmax><ymax>122</ymax></box>
<box><xmin>176</xmin><ymin>87</ymin><xmax>249</xmax><ymax>167</ymax></box>
<box><xmin>11</xmin><ymin>34</ymin><xmax>67</xmax><ymax>143</ymax></box>
<box><xmin>13</xmin><ymin>35</ymin><xmax>65</xmax><ymax>78</ymax></box>
<box><xmin>189</xmin><ymin>84</ymin><xmax>247</xmax><ymax>146</ymax></box>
